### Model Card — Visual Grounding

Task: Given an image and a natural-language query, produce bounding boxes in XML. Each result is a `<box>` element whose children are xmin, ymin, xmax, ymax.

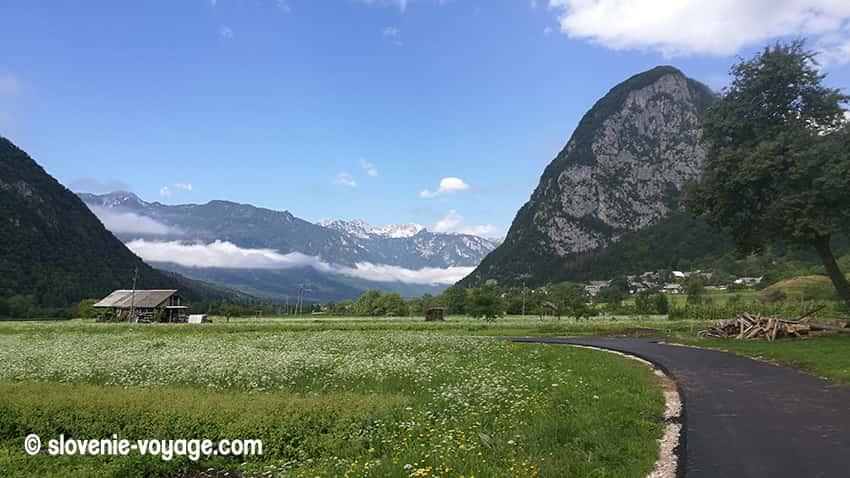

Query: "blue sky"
<box><xmin>3</xmin><ymin>1</ymin><xmax>850</xmax><ymax>238</ymax></box>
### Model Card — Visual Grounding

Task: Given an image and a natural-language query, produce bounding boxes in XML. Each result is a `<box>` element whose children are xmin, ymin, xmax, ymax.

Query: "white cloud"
<box><xmin>359</xmin><ymin>159</ymin><xmax>379</xmax><ymax>177</ymax></box>
<box><xmin>126</xmin><ymin>239</ymin><xmax>471</xmax><ymax>285</ymax></box>
<box><xmin>334</xmin><ymin>172</ymin><xmax>357</xmax><ymax>187</ymax></box>
<box><xmin>159</xmin><ymin>186</ymin><xmax>171</xmax><ymax>198</ymax></box>
<box><xmin>433</xmin><ymin>210</ymin><xmax>496</xmax><ymax>236</ymax></box>
<box><xmin>90</xmin><ymin>207</ymin><xmax>180</xmax><ymax>236</ymax></box>
<box><xmin>548</xmin><ymin>0</ymin><xmax>850</xmax><ymax>62</ymax></box>
<box><xmin>356</xmin><ymin>0</ymin><xmax>459</xmax><ymax>14</ymax></box>
<box><xmin>382</xmin><ymin>26</ymin><xmax>403</xmax><ymax>45</ymax></box>
<box><xmin>212</xmin><ymin>0</ymin><xmax>289</xmax><ymax>13</ymax></box>
<box><xmin>344</xmin><ymin>262</ymin><xmax>474</xmax><ymax>285</ymax></box>
<box><xmin>175</xmin><ymin>182</ymin><xmax>193</xmax><ymax>192</ymax></box>
<box><xmin>0</xmin><ymin>74</ymin><xmax>19</xmax><ymax>96</ymax></box>
<box><xmin>420</xmin><ymin>177</ymin><xmax>470</xmax><ymax>198</ymax></box>
<box><xmin>128</xmin><ymin>240</ymin><xmax>317</xmax><ymax>269</ymax></box>
<box><xmin>358</xmin><ymin>0</ymin><xmax>410</xmax><ymax>13</ymax></box>
<box><xmin>219</xmin><ymin>25</ymin><xmax>234</xmax><ymax>40</ymax></box>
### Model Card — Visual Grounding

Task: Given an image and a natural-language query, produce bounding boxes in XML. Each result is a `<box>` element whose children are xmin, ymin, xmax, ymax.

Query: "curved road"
<box><xmin>509</xmin><ymin>337</ymin><xmax>850</xmax><ymax>478</ymax></box>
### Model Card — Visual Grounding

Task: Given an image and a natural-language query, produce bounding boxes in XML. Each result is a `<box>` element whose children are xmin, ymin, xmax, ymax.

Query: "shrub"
<box><xmin>634</xmin><ymin>291</ymin><xmax>668</xmax><ymax>315</ymax></box>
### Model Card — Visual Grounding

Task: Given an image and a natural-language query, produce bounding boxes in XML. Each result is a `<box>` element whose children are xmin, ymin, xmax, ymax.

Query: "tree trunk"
<box><xmin>813</xmin><ymin>235</ymin><xmax>850</xmax><ymax>313</ymax></box>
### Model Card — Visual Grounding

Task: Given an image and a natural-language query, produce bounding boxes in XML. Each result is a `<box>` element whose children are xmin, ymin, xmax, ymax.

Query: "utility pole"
<box><xmin>296</xmin><ymin>284</ymin><xmax>304</xmax><ymax>316</ymax></box>
<box><xmin>295</xmin><ymin>283</ymin><xmax>312</xmax><ymax>315</ymax></box>
<box><xmin>129</xmin><ymin>266</ymin><xmax>139</xmax><ymax>323</ymax></box>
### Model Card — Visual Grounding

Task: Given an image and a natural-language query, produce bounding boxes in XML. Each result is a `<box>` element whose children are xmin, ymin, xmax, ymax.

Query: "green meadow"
<box><xmin>0</xmin><ymin>318</ymin><xmax>668</xmax><ymax>478</ymax></box>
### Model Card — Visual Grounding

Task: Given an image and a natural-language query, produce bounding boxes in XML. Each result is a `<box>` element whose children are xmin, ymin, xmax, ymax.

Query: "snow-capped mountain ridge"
<box><xmin>78</xmin><ymin>190</ymin><xmax>498</xmax><ymax>278</ymax></box>
<box><xmin>317</xmin><ymin>219</ymin><xmax>425</xmax><ymax>239</ymax></box>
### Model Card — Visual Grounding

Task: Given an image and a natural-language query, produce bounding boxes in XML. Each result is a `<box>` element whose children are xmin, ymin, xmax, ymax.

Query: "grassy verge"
<box><xmin>673</xmin><ymin>334</ymin><xmax>850</xmax><ymax>385</ymax></box>
<box><xmin>0</xmin><ymin>324</ymin><xmax>666</xmax><ymax>477</ymax></box>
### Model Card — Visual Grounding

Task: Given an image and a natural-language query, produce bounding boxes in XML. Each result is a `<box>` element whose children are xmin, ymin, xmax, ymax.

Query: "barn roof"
<box><xmin>94</xmin><ymin>290</ymin><xmax>179</xmax><ymax>309</ymax></box>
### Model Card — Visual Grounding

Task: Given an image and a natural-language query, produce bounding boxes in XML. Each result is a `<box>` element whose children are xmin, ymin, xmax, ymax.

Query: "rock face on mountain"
<box><xmin>463</xmin><ymin>66</ymin><xmax>719</xmax><ymax>286</ymax></box>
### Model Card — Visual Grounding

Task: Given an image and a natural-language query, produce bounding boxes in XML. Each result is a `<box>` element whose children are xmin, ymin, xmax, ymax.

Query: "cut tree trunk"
<box><xmin>814</xmin><ymin>235</ymin><xmax>850</xmax><ymax>313</ymax></box>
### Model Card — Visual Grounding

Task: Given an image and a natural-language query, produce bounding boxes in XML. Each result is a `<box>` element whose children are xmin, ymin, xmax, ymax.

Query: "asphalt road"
<box><xmin>509</xmin><ymin>337</ymin><xmax>850</xmax><ymax>478</ymax></box>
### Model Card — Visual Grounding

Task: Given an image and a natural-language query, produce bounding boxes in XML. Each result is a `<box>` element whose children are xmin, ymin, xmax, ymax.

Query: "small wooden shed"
<box><xmin>425</xmin><ymin>307</ymin><xmax>445</xmax><ymax>322</ymax></box>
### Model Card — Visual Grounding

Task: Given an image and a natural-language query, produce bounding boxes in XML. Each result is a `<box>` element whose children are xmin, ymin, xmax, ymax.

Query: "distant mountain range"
<box><xmin>79</xmin><ymin>192</ymin><xmax>500</xmax><ymax>301</ymax></box>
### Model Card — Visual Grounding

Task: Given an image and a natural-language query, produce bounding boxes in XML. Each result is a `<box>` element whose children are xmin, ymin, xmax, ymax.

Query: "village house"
<box><xmin>584</xmin><ymin>280</ymin><xmax>612</xmax><ymax>297</ymax></box>
<box><xmin>662</xmin><ymin>283</ymin><xmax>683</xmax><ymax>294</ymax></box>
<box><xmin>627</xmin><ymin>272</ymin><xmax>664</xmax><ymax>293</ymax></box>
<box><xmin>673</xmin><ymin>270</ymin><xmax>714</xmax><ymax>281</ymax></box>
<box><xmin>94</xmin><ymin>289</ymin><xmax>188</xmax><ymax>323</ymax></box>
<box><xmin>734</xmin><ymin>276</ymin><xmax>764</xmax><ymax>286</ymax></box>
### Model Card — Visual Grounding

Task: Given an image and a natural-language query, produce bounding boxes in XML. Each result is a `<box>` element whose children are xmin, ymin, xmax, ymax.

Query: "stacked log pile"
<box><xmin>698</xmin><ymin>310</ymin><xmax>850</xmax><ymax>341</ymax></box>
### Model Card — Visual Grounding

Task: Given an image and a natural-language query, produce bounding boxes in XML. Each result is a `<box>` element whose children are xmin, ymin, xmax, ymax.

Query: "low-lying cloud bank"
<box><xmin>126</xmin><ymin>240</ymin><xmax>473</xmax><ymax>285</ymax></box>
<box><xmin>91</xmin><ymin>207</ymin><xmax>181</xmax><ymax>236</ymax></box>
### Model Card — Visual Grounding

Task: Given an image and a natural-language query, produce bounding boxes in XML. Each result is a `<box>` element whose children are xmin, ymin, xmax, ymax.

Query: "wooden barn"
<box><xmin>425</xmin><ymin>307</ymin><xmax>445</xmax><ymax>322</ymax></box>
<box><xmin>94</xmin><ymin>289</ymin><xmax>188</xmax><ymax>323</ymax></box>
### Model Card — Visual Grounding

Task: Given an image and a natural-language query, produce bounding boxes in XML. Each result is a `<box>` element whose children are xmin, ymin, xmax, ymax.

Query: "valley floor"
<box><xmin>0</xmin><ymin>317</ymin><xmax>667</xmax><ymax>478</ymax></box>
<box><xmin>4</xmin><ymin>315</ymin><xmax>848</xmax><ymax>477</ymax></box>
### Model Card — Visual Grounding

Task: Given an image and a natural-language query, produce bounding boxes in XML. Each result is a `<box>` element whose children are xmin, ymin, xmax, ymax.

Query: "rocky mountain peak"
<box><xmin>318</xmin><ymin>219</ymin><xmax>425</xmax><ymax>239</ymax></box>
<box><xmin>79</xmin><ymin>190</ymin><xmax>147</xmax><ymax>209</ymax></box>
<box><xmin>464</xmin><ymin>66</ymin><xmax>716</xmax><ymax>286</ymax></box>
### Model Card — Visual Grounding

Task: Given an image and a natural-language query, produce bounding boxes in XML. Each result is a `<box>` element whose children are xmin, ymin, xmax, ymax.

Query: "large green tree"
<box><xmin>377</xmin><ymin>292</ymin><xmax>409</xmax><ymax>317</ymax></box>
<box><xmin>684</xmin><ymin>275</ymin><xmax>706</xmax><ymax>305</ymax></box>
<box><xmin>439</xmin><ymin>284</ymin><xmax>469</xmax><ymax>315</ymax></box>
<box><xmin>687</xmin><ymin>41</ymin><xmax>850</xmax><ymax>311</ymax></box>
<box><xmin>466</xmin><ymin>285</ymin><xmax>506</xmax><ymax>321</ymax></box>
<box><xmin>354</xmin><ymin>290</ymin><xmax>382</xmax><ymax>316</ymax></box>
<box><xmin>546</xmin><ymin>283</ymin><xmax>591</xmax><ymax>320</ymax></box>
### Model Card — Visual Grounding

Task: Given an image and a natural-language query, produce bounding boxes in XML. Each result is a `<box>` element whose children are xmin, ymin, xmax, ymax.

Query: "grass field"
<box><xmin>675</xmin><ymin>334</ymin><xmax>850</xmax><ymax>385</ymax></box>
<box><xmin>0</xmin><ymin>314</ymin><xmax>713</xmax><ymax>338</ymax></box>
<box><xmin>181</xmin><ymin>314</ymin><xmax>711</xmax><ymax>336</ymax></box>
<box><xmin>0</xmin><ymin>318</ymin><xmax>669</xmax><ymax>477</ymax></box>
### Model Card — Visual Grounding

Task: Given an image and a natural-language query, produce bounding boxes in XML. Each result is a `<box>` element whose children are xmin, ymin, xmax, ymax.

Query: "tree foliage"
<box><xmin>687</xmin><ymin>40</ymin><xmax>850</xmax><ymax>310</ymax></box>
<box><xmin>546</xmin><ymin>283</ymin><xmax>591</xmax><ymax>319</ymax></box>
<box><xmin>684</xmin><ymin>276</ymin><xmax>706</xmax><ymax>305</ymax></box>
<box><xmin>465</xmin><ymin>285</ymin><xmax>505</xmax><ymax>321</ymax></box>
<box><xmin>438</xmin><ymin>284</ymin><xmax>469</xmax><ymax>315</ymax></box>
<box><xmin>634</xmin><ymin>290</ymin><xmax>669</xmax><ymax>315</ymax></box>
<box><xmin>595</xmin><ymin>276</ymin><xmax>629</xmax><ymax>305</ymax></box>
